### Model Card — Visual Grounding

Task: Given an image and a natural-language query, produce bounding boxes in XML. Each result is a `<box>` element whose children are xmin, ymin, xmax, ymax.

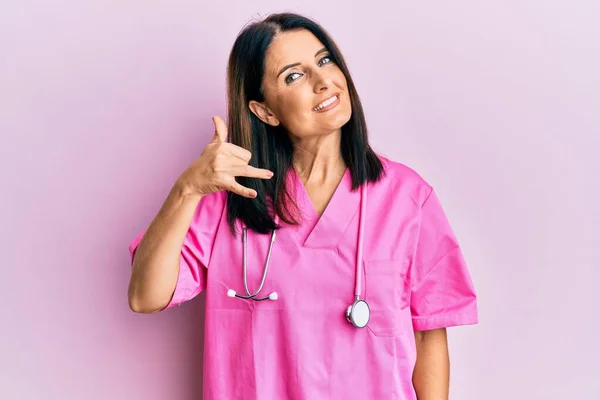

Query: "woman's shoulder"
<box><xmin>375</xmin><ymin>153</ymin><xmax>433</xmax><ymax>206</ymax></box>
<box><xmin>198</xmin><ymin>189</ymin><xmax>228</xmax><ymax>207</ymax></box>
<box><xmin>192</xmin><ymin>190</ymin><xmax>228</xmax><ymax>223</ymax></box>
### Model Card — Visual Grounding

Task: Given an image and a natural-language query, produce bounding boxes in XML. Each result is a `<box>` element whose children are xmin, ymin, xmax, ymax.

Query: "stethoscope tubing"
<box><xmin>230</xmin><ymin>183</ymin><xmax>368</xmax><ymax>312</ymax></box>
<box><xmin>354</xmin><ymin>184</ymin><xmax>367</xmax><ymax>300</ymax></box>
<box><xmin>242</xmin><ymin>227</ymin><xmax>277</xmax><ymax>298</ymax></box>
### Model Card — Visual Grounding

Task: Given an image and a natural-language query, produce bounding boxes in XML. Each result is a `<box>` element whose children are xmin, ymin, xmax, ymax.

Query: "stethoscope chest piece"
<box><xmin>346</xmin><ymin>299</ymin><xmax>370</xmax><ymax>328</ymax></box>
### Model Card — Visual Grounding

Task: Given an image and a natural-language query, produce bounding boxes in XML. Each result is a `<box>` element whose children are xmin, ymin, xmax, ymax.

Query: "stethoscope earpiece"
<box><xmin>227</xmin><ymin>288</ymin><xmax>278</xmax><ymax>301</ymax></box>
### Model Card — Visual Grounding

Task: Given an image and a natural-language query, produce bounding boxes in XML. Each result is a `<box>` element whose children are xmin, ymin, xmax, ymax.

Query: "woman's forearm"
<box><xmin>412</xmin><ymin>328</ymin><xmax>450</xmax><ymax>400</ymax></box>
<box><xmin>127</xmin><ymin>180</ymin><xmax>202</xmax><ymax>313</ymax></box>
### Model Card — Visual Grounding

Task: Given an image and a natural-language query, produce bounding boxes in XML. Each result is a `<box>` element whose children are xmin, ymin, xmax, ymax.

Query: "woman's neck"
<box><xmin>291</xmin><ymin>131</ymin><xmax>345</xmax><ymax>185</ymax></box>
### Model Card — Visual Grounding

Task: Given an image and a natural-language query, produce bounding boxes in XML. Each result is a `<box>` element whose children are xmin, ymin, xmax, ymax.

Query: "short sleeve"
<box><xmin>128</xmin><ymin>191</ymin><xmax>226</xmax><ymax>310</ymax></box>
<box><xmin>410</xmin><ymin>186</ymin><xmax>478</xmax><ymax>331</ymax></box>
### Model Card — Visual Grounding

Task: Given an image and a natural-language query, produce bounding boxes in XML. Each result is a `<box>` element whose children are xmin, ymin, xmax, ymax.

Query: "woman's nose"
<box><xmin>313</xmin><ymin>70</ymin><xmax>333</xmax><ymax>93</ymax></box>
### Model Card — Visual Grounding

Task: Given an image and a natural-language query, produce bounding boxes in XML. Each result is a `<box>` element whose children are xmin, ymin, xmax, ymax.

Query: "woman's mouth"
<box><xmin>312</xmin><ymin>94</ymin><xmax>340</xmax><ymax>112</ymax></box>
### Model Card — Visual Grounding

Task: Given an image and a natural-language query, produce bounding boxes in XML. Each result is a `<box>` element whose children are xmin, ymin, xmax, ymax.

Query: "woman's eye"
<box><xmin>285</xmin><ymin>72</ymin><xmax>302</xmax><ymax>84</ymax></box>
<box><xmin>318</xmin><ymin>56</ymin><xmax>332</xmax><ymax>66</ymax></box>
<box><xmin>284</xmin><ymin>56</ymin><xmax>333</xmax><ymax>84</ymax></box>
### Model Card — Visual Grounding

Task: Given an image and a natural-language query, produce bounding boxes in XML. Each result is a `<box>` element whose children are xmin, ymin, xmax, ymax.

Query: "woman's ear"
<box><xmin>248</xmin><ymin>100</ymin><xmax>280</xmax><ymax>127</ymax></box>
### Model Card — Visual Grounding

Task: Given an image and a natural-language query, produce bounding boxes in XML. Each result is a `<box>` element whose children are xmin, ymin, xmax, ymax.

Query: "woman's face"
<box><xmin>249</xmin><ymin>29</ymin><xmax>352</xmax><ymax>139</ymax></box>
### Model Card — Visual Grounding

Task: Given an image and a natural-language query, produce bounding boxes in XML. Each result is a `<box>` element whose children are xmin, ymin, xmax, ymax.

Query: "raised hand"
<box><xmin>177</xmin><ymin>116</ymin><xmax>273</xmax><ymax>198</ymax></box>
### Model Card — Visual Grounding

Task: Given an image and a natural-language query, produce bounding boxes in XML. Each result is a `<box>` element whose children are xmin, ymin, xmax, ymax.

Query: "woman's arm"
<box><xmin>412</xmin><ymin>328</ymin><xmax>450</xmax><ymax>400</ymax></box>
<box><xmin>127</xmin><ymin>116</ymin><xmax>273</xmax><ymax>313</ymax></box>
<box><xmin>127</xmin><ymin>183</ymin><xmax>203</xmax><ymax>313</ymax></box>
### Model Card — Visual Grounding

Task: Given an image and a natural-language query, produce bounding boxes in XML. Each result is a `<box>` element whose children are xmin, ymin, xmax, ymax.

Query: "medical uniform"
<box><xmin>129</xmin><ymin>155</ymin><xmax>478</xmax><ymax>399</ymax></box>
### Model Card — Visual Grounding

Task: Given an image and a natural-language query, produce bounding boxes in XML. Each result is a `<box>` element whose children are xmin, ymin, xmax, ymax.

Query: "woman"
<box><xmin>127</xmin><ymin>12</ymin><xmax>478</xmax><ymax>400</ymax></box>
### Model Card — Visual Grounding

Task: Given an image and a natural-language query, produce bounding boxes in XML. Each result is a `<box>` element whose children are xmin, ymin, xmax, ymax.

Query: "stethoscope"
<box><xmin>226</xmin><ymin>184</ymin><xmax>370</xmax><ymax>329</ymax></box>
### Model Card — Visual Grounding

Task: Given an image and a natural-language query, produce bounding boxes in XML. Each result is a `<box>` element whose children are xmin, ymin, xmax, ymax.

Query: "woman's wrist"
<box><xmin>172</xmin><ymin>177</ymin><xmax>204</xmax><ymax>203</ymax></box>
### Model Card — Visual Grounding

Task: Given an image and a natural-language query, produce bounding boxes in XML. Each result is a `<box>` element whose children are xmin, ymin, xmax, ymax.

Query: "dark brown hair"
<box><xmin>226</xmin><ymin>12</ymin><xmax>384</xmax><ymax>234</ymax></box>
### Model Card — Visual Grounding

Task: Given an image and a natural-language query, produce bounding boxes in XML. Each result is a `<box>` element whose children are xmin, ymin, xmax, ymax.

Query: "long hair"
<box><xmin>226</xmin><ymin>12</ymin><xmax>384</xmax><ymax>235</ymax></box>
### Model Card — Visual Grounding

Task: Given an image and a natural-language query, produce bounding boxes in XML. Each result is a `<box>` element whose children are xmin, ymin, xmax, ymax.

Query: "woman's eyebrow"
<box><xmin>276</xmin><ymin>47</ymin><xmax>329</xmax><ymax>77</ymax></box>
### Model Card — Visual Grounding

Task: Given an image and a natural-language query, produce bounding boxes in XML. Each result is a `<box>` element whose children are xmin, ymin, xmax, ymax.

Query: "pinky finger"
<box><xmin>229</xmin><ymin>181</ymin><xmax>257</xmax><ymax>198</ymax></box>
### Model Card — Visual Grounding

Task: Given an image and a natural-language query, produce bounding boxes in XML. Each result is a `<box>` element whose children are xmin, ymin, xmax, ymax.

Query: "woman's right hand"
<box><xmin>177</xmin><ymin>116</ymin><xmax>273</xmax><ymax>198</ymax></box>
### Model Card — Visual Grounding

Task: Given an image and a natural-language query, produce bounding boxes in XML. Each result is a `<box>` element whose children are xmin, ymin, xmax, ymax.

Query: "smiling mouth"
<box><xmin>313</xmin><ymin>94</ymin><xmax>340</xmax><ymax>112</ymax></box>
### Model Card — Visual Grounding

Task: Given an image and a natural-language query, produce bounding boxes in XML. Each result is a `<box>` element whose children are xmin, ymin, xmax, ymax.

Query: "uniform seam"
<box><xmin>411</xmin><ymin>310</ymin><xmax>475</xmax><ymax>320</ymax></box>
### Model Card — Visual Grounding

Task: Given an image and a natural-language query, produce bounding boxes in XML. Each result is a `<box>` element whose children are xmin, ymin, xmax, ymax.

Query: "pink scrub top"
<box><xmin>129</xmin><ymin>155</ymin><xmax>478</xmax><ymax>399</ymax></box>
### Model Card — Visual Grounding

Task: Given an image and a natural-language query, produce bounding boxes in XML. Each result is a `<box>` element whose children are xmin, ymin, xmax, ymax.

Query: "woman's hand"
<box><xmin>177</xmin><ymin>116</ymin><xmax>273</xmax><ymax>198</ymax></box>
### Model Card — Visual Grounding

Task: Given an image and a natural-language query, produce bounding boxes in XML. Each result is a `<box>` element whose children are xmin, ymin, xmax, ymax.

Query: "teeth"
<box><xmin>314</xmin><ymin>95</ymin><xmax>337</xmax><ymax>111</ymax></box>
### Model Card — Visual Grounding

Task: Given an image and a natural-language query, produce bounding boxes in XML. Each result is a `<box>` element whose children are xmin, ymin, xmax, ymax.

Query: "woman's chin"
<box><xmin>326</xmin><ymin>110</ymin><xmax>352</xmax><ymax>131</ymax></box>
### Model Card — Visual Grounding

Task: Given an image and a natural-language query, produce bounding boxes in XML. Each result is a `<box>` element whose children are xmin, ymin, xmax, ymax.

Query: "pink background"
<box><xmin>2</xmin><ymin>1</ymin><xmax>599</xmax><ymax>399</ymax></box>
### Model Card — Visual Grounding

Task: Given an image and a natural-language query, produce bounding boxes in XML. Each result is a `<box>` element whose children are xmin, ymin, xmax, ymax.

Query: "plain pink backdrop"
<box><xmin>1</xmin><ymin>1</ymin><xmax>599</xmax><ymax>399</ymax></box>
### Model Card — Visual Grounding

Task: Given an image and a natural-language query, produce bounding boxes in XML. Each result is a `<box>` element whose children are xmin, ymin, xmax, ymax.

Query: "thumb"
<box><xmin>212</xmin><ymin>116</ymin><xmax>228</xmax><ymax>143</ymax></box>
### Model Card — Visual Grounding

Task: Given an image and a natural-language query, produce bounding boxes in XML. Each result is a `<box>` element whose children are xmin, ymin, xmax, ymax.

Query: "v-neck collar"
<box><xmin>288</xmin><ymin>167</ymin><xmax>360</xmax><ymax>249</ymax></box>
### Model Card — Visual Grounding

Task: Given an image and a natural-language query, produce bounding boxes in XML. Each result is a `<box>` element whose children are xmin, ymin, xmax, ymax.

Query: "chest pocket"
<box><xmin>364</xmin><ymin>259</ymin><xmax>410</xmax><ymax>337</ymax></box>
